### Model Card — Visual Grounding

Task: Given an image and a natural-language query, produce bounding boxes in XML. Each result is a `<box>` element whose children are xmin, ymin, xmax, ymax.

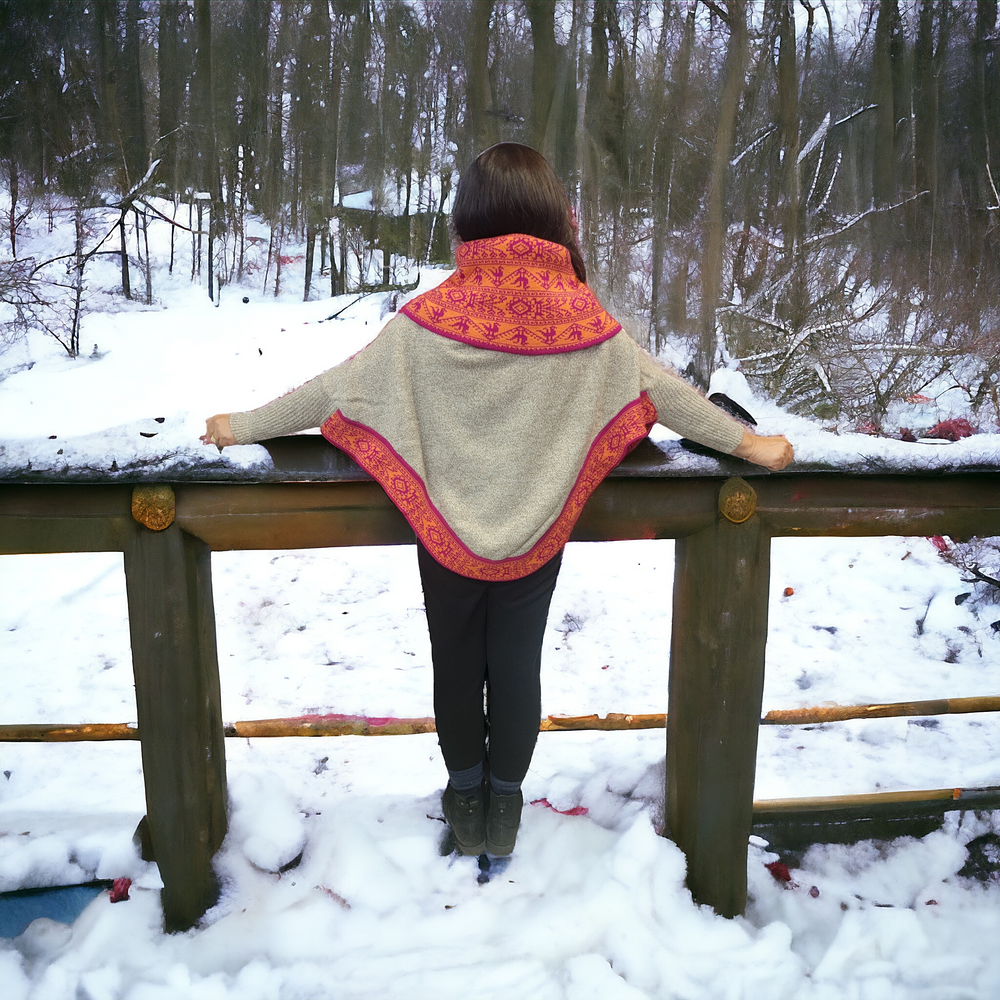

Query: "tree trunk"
<box><xmin>140</xmin><ymin>208</ymin><xmax>152</xmax><ymax>305</ymax></box>
<box><xmin>696</xmin><ymin>0</ymin><xmax>748</xmax><ymax>388</ymax></box>
<box><xmin>651</xmin><ymin>4</ymin><xmax>694</xmax><ymax>351</ymax></box>
<box><xmin>158</xmin><ymin>1</ymin><xmax>180</xmax><ymax>194</ymax></box>
<box><xmin>872</xmin><ymin>0</ymin><xmax>899</xmax><ymax>208</ymax></box>
<box><xmin>466</xmin><ymin>0</ymin><xmax>496</xmax><ymax>162</ymax></box>
<box><xmin>120</xmin><ymin>213</ymin><xmax>131</xmax><ymax>300</ymax></box>
<box><xmin>582</xmin><ymin>0</ymin><xmax>610</xmax><ymax>279</ymax></box>
<box><xmin>8</xmin><ymin>161</ymin><xmax>18</xmax><ymax>257</ymax></box>
<box><xmin>777</xmin><ymin>0</ymin><xmax>805</xmax><ymax>331</ymax></box>
<box><xmin>913</xmin><ymin>0</ymin><xmax>941</xmax><ymax>283</ymax></box>
<box><xmin>304</xmin><ymin>225</ymin><xmax>316</xmax><ymax>301</ymax></box>
<box><xmin>207</xmin><ymin>201</ymin><xmax>215</xmax><ymax>302</ymax></box>
<box><xmin>525</xmin><ymin>1</ymin><xmax>557</xmax><ymax>153</ymax></box>
<box><xmin>71</xmin><ymin>204</ymin><xmax>86</xmax><ymax>358</ymax></box>
<box><xmin>94</xmin><ymin>0</ymin><xmax>121</xmax><ymax>160</ymax></box>
<box><xmin>193</xmin><ymin>0</ymin><xmax>221</xmax><ymax>301</ymax></box>
<box><xmin>971</xmin><ymin>0</ymin><xmax>1000</xmax><ymax>208</ymax></box>
<box><xmin>122</xmin><ymin>0</ymin><xmax>147</xmax><ymax>190</ymax></box>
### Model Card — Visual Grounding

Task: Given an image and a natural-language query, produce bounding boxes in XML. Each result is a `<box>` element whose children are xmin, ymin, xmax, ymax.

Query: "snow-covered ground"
<box><xmin>1</xmin><ymin>203</ymin><xmax>999</xmax><ymax>998</ymax></box>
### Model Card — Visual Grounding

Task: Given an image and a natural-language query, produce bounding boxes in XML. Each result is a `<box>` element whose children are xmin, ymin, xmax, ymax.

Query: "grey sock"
<box><xmin>448</xmin><ymin>761</ymin><xmax>484</xmax><ymax>796</ymax></box>
<box><xmin>490</xmin><ymin>774</ymin><xmax>521</xmax><ymax>796</ymax></box>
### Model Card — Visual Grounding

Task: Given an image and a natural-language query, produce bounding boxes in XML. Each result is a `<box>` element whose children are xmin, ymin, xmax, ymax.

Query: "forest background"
<box><xmin>1</xmin><ymin>0</ymin><xmax>999</xmax><ymax>430</ymax></box>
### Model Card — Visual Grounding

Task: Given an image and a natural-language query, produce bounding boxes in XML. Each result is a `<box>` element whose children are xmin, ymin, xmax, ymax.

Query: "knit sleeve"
<box><xmin>631</xmin><ymin>342</ymin><xmax>745</xmax><ymax>455</ymax></box>
<box><xmin>229</xmin><ymin>367</ymin><xmax>343</xmax><ymax>445</ymax></box>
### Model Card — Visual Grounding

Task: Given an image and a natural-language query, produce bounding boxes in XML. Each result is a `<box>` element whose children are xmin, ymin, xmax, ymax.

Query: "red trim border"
<box><xmin>321</xmin><ymin>392</ymin><xmax>657</xmax><ymax>581</ymax></box>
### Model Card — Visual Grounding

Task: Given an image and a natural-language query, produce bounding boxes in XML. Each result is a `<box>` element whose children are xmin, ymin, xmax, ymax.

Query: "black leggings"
<box><xmin>417</xmin><ymin>541</ymin><xmax>563</xmax><ymax>785</ymax></box>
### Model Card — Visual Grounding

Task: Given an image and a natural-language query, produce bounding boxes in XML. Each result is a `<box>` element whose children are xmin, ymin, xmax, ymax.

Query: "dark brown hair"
<box><xmin>452</xmin><ymin>143</ymin><xmax>587</xmax><ymax>283</ymax></box>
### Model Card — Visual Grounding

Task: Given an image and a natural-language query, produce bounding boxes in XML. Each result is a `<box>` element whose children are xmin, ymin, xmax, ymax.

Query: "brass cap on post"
<box><xmin>131</xmin><ymin>484</ymin><xmax>176</xmax><ymax>531</ymax></box>
<box><xmin>718</xmin><ymin>477</ymin><xmax>756</xmax><ymax>524</ymax></box>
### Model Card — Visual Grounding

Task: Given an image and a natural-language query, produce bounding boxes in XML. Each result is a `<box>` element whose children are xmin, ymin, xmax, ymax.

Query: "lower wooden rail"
<box><xmin>753</xmin><ymin>785</ymin><xmax>1000</xmax><ymax>848</ymax></box>
<box><xmin>762</xmin><ymin>695</ymin><xmax>1000</xmax><ymax>725</ymax></box>
<box><xmin>6</xmin><ymin>693</ymin><xmax>999</xmax><ymax>742</ymax></box>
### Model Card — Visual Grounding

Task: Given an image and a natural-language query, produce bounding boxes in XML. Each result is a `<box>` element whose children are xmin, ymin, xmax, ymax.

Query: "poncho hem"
<box><xmin>320</xmin><ymin>391</ymin><xmax>657</xmax><ymax>581</ymax></box>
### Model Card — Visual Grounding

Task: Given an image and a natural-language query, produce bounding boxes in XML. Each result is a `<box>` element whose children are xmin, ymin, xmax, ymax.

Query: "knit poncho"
<box><xmin>230</xmin><ymin>235</ymin><xmax>744</xmax><ymax>580</ymax></box>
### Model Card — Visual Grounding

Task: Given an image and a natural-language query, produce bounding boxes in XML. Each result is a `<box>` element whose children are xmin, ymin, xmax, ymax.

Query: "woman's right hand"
<box><xmin>201</xmin><ymin>414</ymin><xmax>237</xmax><ymax>450</ymax></box>
<box><xmin>732</xmin><ymin>430</ymin><xmax>794</xmax><ymax>471</ymax></box>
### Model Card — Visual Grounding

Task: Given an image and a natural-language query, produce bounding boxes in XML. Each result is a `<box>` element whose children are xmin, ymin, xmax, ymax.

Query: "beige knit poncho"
<box><xmin>230</xmin><ymin>235</ymin><xmax>743</xmax><ymax>580</ymax></box>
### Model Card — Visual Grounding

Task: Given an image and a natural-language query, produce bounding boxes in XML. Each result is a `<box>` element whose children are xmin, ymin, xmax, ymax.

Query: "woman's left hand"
<box><xmin>733</xmin><ymin>431</ymin><xmax>794</xmax><ymax>471</ymax></box>
<box><xmin>201</xmin><ymin>414</ymin><xmax>236</xmax><ymax>450</ymax></box>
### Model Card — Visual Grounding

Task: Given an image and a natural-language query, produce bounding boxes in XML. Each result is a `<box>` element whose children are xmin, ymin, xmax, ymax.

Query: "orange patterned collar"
<box><xmin>400</xmin><ymin>234</ymin><xmax>621</xmax><ymax>354</ymax></box>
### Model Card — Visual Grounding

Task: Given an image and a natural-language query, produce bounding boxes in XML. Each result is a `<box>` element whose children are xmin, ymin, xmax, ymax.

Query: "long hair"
<box><xmin>451</xmin><ymin>143</ymin><xmax>587</xmax><ymax>283</ymax></box>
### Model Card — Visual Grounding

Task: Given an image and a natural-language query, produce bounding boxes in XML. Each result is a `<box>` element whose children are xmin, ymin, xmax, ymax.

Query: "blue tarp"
<box><xmin>0</xmin><ymin>882</ymin><xmax>110</xmax><ymax>938</ymax></box>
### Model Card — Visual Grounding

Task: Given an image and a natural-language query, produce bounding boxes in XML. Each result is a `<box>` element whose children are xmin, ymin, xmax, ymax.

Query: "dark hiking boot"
<box><xmin>485</xmin><ymin>787</ymin><xmax>523</xmax><ymax>856</ymax></box>
<box><xmin>442</xmin><ymin>784</ymin><xmax>486</xmax><ymax>856</ymax></box>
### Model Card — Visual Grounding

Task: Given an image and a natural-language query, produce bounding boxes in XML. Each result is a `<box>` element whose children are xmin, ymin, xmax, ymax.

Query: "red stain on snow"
<box><xmin>110</xmin><ymin>877</ymin><xmax>132</xmax><ymax>903</ymax></box>
<box><xmin>530</xmin><ymin>798</ymin><xmax>589</xmax><ymax>817</ymax></box>
<box><xmin>765</xmin><ymin>861</ymin><xmax>792</xmax><ymax>883</ymax></box>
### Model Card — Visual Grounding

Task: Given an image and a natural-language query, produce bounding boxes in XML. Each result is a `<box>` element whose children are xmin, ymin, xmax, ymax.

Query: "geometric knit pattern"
<box><xmin>400</xmin><ymin>234</ymin><xmax>622</xmax><ymax>355</ymax></box>
<box><xmin>322</xmin><ymin>392</ymin><xmax>657</xmax><ymax>581</ymax></box>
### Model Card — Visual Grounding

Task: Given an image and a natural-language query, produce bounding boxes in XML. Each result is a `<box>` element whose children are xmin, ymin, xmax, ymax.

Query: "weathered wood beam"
<box><xmin>168</xmin><ymin>473</ymin><xmax>1000</xmax><ymax>551</ymax></box>
<box><xmin>753</xmin><ymin>473</ymin><xmax>1000</xmax><ymax>536</ymax></box>
<box><xmin>666</xmin><ymin>500</ymin><xmax>771</xmax><ymax>918</ymax></box>
<box><xmin>123</xmin><ymin>522</ymin><xmax>227</xmax><ymax>933</ymax></box>
<box><xmin>752</xmin><ymin>785</ymin><xmax>1000</xmax><ymax>848</ymax></box>
<box><xmin>0</xmin><ymin>485</ymin><xmax>133</xmax><ymax>553</ymax></box>
<box><xmin>4</xmin><ymin>473</ymin><xmax>999</xmax><ymax>555</ymax></box>
<box><xmin>174</xmin><ymin>482</ymin><xmax>413</xmax><ymax>550</ymax></box>
<box><xmin>571</xmin><ymin>478</ymin><xmax>719</xmax><ymax>540</ymax></box>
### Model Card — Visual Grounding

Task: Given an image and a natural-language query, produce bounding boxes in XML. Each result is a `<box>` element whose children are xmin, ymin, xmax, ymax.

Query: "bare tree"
<box><xmin>696</xmin><ymin>0</ymin><xmax>749</xmax><ymax>387</ymax></box>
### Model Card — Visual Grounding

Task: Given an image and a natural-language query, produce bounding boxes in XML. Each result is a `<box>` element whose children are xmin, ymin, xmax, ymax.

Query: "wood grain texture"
<box><xmin>123</xmin><ymin>523</ymin><xmax>228</xmax><ymax>932</ymax></box>
<box><xmin>174</xmin><ymin>482</ymin><xmax>414</xmax><ymax>550</ymax></box>
<box><xmin>0</xmin><ymin>723</ymin><xmax>139</xmax><ymax>741</ymax></box>
<box><xmin>666</xmin><ymin>513</ymin><xmax>771</xmax><ymax>918</ymax></box>
<box><xmin>763</xmin><ymin>695</ymin><xmax>1000</xmax><ymax>725</ymax></box>
<box><xmin>0</xmin><ymin>485</ymin><xmax>132</xmax><ymax>553</ymax></box>
<box><xmin>752</xmin><ymin>785</ymin><xmax>1000</xmax><ymax>848</ymax></box>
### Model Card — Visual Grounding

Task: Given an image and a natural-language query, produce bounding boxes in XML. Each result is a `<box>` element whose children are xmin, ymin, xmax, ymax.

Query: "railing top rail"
<box><xmin>2</xmin><ymin>434</ymin><xmax>999</xmax><ymax>486</ymax></box>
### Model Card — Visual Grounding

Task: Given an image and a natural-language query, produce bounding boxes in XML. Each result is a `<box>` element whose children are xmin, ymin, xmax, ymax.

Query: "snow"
<box><xmin>1</xmin><ymin>203</ymin><xmax>999</xmax><ymax>997</ymax></box>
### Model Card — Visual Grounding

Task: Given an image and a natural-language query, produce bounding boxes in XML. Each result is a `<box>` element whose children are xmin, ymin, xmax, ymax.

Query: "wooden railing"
<box><xmin>3</xmin><ymin>436</ymin><xmax>1000</xmax><ymax>929</ymax></box>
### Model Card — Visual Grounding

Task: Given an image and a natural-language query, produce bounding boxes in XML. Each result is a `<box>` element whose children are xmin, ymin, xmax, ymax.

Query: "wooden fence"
<box><xmin>2</xmin><ymin>436</ymin><xmax>1000</xmax><ymax>929</ymax></box>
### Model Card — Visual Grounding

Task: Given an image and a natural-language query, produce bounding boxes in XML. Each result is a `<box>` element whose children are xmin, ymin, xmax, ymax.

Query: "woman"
<box><xmin>203</xmin><ymin>143</ymin><xmax>793</xmax><ymax>859</ymax></box>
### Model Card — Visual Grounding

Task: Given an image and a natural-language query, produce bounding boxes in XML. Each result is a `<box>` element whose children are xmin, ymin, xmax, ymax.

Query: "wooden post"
<box><xmin>124</xmin><ymin>515</ymin><xmax>228</xmax><ymax>932</ymax></box>
<box><xmin>666</xmin><ymin>479</ymin><xmax>770</xmax><ymax>917</ymax></box>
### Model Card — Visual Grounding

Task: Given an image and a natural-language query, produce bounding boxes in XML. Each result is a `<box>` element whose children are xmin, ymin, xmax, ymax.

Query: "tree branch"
<box><xmin>701</xmin><ymin>0</ymin><xmax>730</xmax><ymax>25</ymax></box>
<box><xmin>964</xmin><ymin>565</ymin><xmax>1000</xmax><ymax>590</ymax></box>
<box><xmin>804</xmin><ymin>190</ymin><xmax>929</xmax><ymax>247</ymax></box>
